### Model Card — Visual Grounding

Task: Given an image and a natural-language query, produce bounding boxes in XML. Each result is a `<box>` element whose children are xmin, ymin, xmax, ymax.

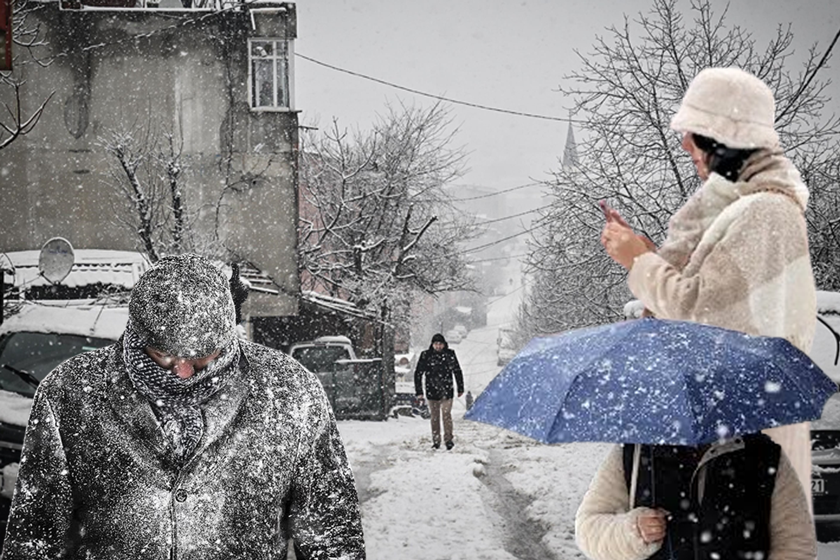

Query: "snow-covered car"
<box><xmin>288</xmin><ymin>335</ymin><xmax>357</xmax><ymax>374</ymax></box>
<box><xmin>624</xmin><ymin>292</ymin><xmax>840</xmax><ymax>540</ymax></box>
<box><xmin>0</xmin><ymin>247</ymin><xmax>146</xmax><ymax>550</ymax></box>
<box><xmin>812</xmin><ymin>392</ymin><xmax>840</xmax><ymax>541</ymax></box>
<box><xmin>496</xmin><ymin>327</ymin><xmax>517</xmax><ymax>366</ymax></box>
<box><xmin>496</xmin><ymin>346</ymin><xmax>517</xmax><ymax>367</ymax></box>
<box><xmin>812</xmin><ymin>291</ymin><xmax>840</xmax><ymax>541</ymax></box>
<box><xmin>394</xmin><ymin>351</ymin><xmax>415</xmax><ymax>383</ymax></box>
<box><xmin>444</xmin><ymin>329</ymin><xmax>462</xmax><ymax>344</ymax></box>
<box><xmin>0</xmin><ymin>302</ymin><xmax>130</xmax><ymax>547</ymax></box>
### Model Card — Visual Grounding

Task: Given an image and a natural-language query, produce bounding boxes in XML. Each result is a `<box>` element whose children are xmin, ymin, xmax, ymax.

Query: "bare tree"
<box><xmin>99</xmin><ymin>123</ymin><xmax>212</xmax><ymax>262</ymax></box>
<box><xmin>519</xmin><ymin>0</ymin><xmax>840</xmax><ymax>338</ymax></box>
<box><xmin>299</xmin><ymin>101</ymin><xmax>477</xmax><ymax>335</ymax></box>
<box><xmin>0</xmin><ymin>0</ymin><xmax>53</xmax><ymax>150</ymax></box>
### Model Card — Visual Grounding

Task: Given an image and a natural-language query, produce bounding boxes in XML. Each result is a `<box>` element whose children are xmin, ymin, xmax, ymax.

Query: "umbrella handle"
<box><xmin>628</xmin><ymin>445</ymin><xmax>641</xmax><ymax>509</ymax></box>
<box><xmin>650</xmin><ymin>447</ymin><xmax>655</xmax><ymax>505</ymax></box>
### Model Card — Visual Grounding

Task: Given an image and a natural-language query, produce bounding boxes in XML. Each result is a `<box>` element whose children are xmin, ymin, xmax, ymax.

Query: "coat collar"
<box><xmin>693</xmin><ymin>436</ymin><xmax>748</xmax><ymax>504</ymax></box>
<box><xmin>104</xmin><ymin>341</ymin><xmax>252</xmax><ymax>470</ymax></box>
<box><xmin>105</xmin><ymin>345</ymin><xmax>173</xmax><ymax>466</ymax></box>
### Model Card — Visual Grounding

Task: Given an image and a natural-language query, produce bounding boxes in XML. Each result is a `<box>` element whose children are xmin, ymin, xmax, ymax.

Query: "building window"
<box><xmin>249</xmin><ymin>39</ymin><xmax>291</xmax><ymax>109</ymax></box>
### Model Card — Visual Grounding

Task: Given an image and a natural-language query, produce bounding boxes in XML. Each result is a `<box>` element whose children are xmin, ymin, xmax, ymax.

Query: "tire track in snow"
<box><xmin>478</xmin><ymin>452</ymin><xmax>559</xmax><ymax>560</ymax></box>
<box><xmin>461</xmin><ymin>419</ymin><xmax>559</xmax><ymax>560</ymax></box>
<box><xmin>349</xmin><ymin>445</ymin><xmax>392</xmax><ymax>505</ymax></box>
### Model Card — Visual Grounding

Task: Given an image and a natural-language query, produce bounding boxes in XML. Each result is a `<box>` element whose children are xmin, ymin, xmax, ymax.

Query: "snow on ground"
<box><xmin>339</xmin><ymin>414</ymin><xmax>610</xmax><ymax>560</ymax></box>
<box><xmin>337</xmin><ymin>263</ymin><xmax>840</xmax><ymax>559</ymax></box>
<box><xmin>340</xmin><ymin>398</ymin><xmax>840</xmax><ymax>560</ymax></box>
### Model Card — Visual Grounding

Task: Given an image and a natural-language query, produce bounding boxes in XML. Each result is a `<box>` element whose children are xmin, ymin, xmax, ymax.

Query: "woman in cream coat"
<box><xmin>600</xmin><ymin>66</ymin><xmax>817</xmax><ymax>501</ymax></box>
<box><xmin>586</xmin><ymin>67</ymin><xmax>819</xmax><ymax>559</ymax></box>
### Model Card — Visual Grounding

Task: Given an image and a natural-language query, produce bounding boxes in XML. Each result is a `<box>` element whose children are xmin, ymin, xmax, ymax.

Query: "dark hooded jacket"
<box><xmin>414</xmin><ymin>335</ymin><xmax>464</xmax><ymax>401</ymax></box>
<box><xmin>1</xmin><ymin>340</ymin><xmax>365</xmax><ymax>560</ymax></box>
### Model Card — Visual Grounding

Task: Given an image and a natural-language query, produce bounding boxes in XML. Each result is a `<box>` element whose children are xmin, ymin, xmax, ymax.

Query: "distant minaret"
<box><xmin>562</xmin><ymin>118</ymin><xmax>579</xmax><ymax>169</ymax></box>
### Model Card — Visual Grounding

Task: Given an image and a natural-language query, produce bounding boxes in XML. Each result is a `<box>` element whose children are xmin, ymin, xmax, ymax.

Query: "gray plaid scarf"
<box><xmin>123</xmin><ymin>325</ymin><xmax>240</xmax><ymax>465</ymax></box>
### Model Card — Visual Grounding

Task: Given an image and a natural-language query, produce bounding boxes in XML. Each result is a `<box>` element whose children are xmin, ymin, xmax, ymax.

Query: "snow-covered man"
<box><xmin>1</xmin><ymin>254</ymin><xmax>365</xmax><ymax>559</ymax></box>
<box><xmin>414</xmin><ymin>333</ymin><xmax>464</xmax><ymax>450</ymax></box>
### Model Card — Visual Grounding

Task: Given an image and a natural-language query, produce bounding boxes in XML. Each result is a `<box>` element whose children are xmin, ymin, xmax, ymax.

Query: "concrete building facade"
<box><xmin>0</xmin><ymin>0</ymin><xmax>300</xmax><ymax>318</ymax></box>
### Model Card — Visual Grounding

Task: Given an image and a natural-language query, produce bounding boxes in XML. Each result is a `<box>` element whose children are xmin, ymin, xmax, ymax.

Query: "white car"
<box><xmin>811</xmin><ymin>291</ymin><xmax>840</xmax><ymax>541</ymax></box>
<box><xmin>0</xmin><ymin>247</ymin><xmax>146</xmax><ymax>550</ymax></box>
<box><xmin>0</xmin><ymin>302</ymin><xmax>129</xmax><ymax>545</ymax></box>
<box><xmin>444</xmin><ymin>329</ymin><xmax>462</xmax><ymax>344</ymax></box>
<box><xmin>288</xmin><ymin>336</ymin><xmax>357</xmax><ymax>374</ymax></box>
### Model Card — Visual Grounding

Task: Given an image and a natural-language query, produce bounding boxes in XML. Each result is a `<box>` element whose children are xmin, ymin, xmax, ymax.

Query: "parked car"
<box><xmin>288</xmin><ymin>336</ymin><xmax>357</xmax><ymax>374</ymax></box>
<box><xmin>812</xmin><ymin>392</ymin><xmax>840</xmax><ymax>541</ymax></box>
<box><xmin>812</xmin><ymin>291</ymin><xmax>840</xmax><ymax>541</ymax></box>
<box><xmin>624</xmin><ymin>292</ymin><xmax>840</xmax><ymax>541</ymax></box>
<box><xmin>394</xmin><ymin>351</ymin><xmax>415</xmax><ymax>383</ymax></box>
<box><xmin>0</xmin><ymin>302</ymin><xmax>130</xmax><ymax>548</ymax></box>
<box><xmin>496</xmin><ymin>327</ymin><xmax>517</xmax><ymax>366</ymax></box>
<box><xmin>0</xmin><ymin>247</ymin><xmax>147</xmax><ymax>551</ymax></box>
<box><xmin>444</xmin><ymin>329</ymin><xmax>462</xmax><ymax>344</ymax></box>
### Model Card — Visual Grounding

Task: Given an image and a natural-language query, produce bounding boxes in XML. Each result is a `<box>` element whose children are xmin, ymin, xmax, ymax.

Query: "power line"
<box><xmin>447</xmin><ymin>182</ymin><xmax>543</xmax><ymax>202</ymax></box>
<box><xmin>438</xmin><ymin>206</ymin><xmax>545</xmax><ymax>233</ymax></box>
<box><xmin>458</xmin><ymin>222</ymin><xmax>545</xmax><ymax>255</ymax></box>
<box><xmin>474</xmin><ymin>208</ymin><xmax>541</xmax><ymax>226</ymax></box>
<box><xmin>485</xmin><ymin>283</ymin><xmax>526</xmax><ymax>306</ymax></box>
<box><xmin>466</xmin><ymin>252</ymin><xmax>530</xmax><ymax>264</ymax></box>
<box><xmin>296</xmin><ymin>52</ymin><xmax>585</xmax><ymax>124</ymax></box>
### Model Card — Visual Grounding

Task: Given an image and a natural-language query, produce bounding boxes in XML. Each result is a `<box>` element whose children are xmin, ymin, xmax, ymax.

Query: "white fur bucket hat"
<box><xmin>670</xmin><ymin>67</ymin><xmax>779</xmax><ymax>150</ymax></box>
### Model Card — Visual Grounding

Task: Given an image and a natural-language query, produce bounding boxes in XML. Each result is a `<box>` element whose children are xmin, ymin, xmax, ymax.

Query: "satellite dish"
<box><xmin>39</xmin><ymin>237</ymin><xmax>75</xmax><ymax>284</ymax></box>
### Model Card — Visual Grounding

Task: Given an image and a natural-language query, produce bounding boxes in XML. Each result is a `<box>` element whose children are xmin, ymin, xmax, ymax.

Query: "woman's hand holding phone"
<box><xmin>599</xmin><ymin>200</ymin><xmax>631</xmax><ymax>228</ymax></box>
<box><xmin>599</xmin><ymin>200</ymin><xmax>657</xmax><ymax>268</ymax></box>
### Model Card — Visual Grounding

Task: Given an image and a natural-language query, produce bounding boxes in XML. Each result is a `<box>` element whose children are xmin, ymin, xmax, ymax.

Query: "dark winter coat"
<box><xmin>622</xmin><ymin>435</ymin><xmax>777</xmax><ymax>560</ymax></box>
<box><xmin>575</xmin><ymin>433</ymin><xmax>816</xmax><ymax>560</ymax></box>
<box><xmin>414</xmin><ymin>342</ymin><xmax>464</xmax><ymax>401</ymax></box>
<box><xmin>1</xmin><ymin>340</ymin><xmax>365</xmax><ymax>560</ymax></box>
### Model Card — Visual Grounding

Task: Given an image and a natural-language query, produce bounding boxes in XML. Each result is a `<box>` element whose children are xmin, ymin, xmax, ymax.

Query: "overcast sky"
<box><xmin>293</xmin><ymin>0</ymin><xmax>840</xmax><ymax>194</ymax></box>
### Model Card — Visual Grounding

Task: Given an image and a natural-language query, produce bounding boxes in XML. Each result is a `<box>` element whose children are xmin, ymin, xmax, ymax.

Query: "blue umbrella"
<box><xmin>465</xmin><ymin>318</ymin><xmax>837</xmax><ymax>445</ymax></box>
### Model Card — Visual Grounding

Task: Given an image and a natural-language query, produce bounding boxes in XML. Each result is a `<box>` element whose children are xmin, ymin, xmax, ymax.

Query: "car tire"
<box><xmin>816</xmin><ymin>521</ymin><xmax>840</xmax><ymax>543</ymax></box>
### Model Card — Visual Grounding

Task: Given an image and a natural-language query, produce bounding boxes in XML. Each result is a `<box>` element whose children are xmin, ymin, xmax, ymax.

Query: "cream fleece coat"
<box><xmin>627</xmin><ymin>150</ymin><xmax>817</xmax><ymax>501</ymax></box>
<box><xmin>575</xmin><ymin>444</ymin><xmax>816</xmax><ymax>560</ymax></box>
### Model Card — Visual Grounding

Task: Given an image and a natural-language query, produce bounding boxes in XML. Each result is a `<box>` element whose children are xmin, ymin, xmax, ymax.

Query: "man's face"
<box><xmin>432</xmin><ymin>342</ymin><xmax>445</xmax><ymax>352</ymax></box>
<box><xmin>145</xmin><ymin>347</ymin><xmax>221</xmax><ymax>379</ymax></box>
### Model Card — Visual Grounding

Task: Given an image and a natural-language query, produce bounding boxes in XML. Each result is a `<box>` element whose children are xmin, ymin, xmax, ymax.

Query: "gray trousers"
<box><xmin>427</xmin><ymin>398</ymin><xmax>453</xmax><ymax>445</ymax></box>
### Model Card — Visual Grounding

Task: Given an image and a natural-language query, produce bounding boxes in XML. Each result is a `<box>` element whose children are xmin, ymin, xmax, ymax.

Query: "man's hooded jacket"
<box><xmin>414</xmin><ymin>334</ymin><xmax>464</xmax><ymax>401</ymax></box>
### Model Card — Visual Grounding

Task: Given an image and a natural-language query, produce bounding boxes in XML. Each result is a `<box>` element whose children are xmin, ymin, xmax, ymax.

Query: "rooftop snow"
<box><xmin>1</xmin><ymin>250</ymin><xmax>150</xmax><ymax>290</ymax></box>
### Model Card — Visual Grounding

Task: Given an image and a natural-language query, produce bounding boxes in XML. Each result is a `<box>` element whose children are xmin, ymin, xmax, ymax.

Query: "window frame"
<box><xmin>248</xmin><ymin>37</ymin><xmax>295</xmax><ymax>112</ymax></box>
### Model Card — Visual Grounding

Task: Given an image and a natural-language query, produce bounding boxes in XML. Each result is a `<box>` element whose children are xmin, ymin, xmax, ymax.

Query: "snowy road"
<box><xmin>340</xmin><ymin>414</ymin><xmax>609</xmax><ymax>560</ymax></box>
<box><xmin>340</xmin><ymin>411</ymin><xmax>840</xmax><ymax>560</ymax></box>
<box><xmin>337</xmin><ymin>268</ymin><xmax>840</xmax><ymax>559</ymax></box>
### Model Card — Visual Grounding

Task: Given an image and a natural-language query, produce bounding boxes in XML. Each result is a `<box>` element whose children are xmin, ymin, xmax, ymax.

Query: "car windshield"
<box><xmin>813</xmin><ymin>392</ymin><xmax>840</xmax><ymax>431</ymax></box>
<box><xmin>291</xmin><ymin>345</ymin><xmax>351</xmax><ymax>373</ymax></box>
<box><xmin>0</xmin><ymin>332</ymin><xmax>113</xmax><ymax>398</ymax></box>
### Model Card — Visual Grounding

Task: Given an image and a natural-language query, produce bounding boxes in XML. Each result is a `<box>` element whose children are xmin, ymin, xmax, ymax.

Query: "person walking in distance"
<box><xmin>414</xmin><ymin>333</ymin><xmax>464</xmax><ymax>450</ymax></box>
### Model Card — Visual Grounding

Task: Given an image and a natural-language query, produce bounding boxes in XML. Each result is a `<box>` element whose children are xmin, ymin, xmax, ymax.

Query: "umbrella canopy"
<box><xmin>465</xmin><ymin>318</ymin><xmax>837</xmax><ymax>445</ymax></box>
